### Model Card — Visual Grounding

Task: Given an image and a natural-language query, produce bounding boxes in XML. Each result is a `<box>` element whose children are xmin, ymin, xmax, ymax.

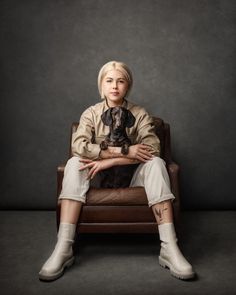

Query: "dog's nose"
<box><xmin>117</xmin><ymin>118</ymin><xmax>122</xmax><ymax>126</ymax></box>
<box><xmin>114</xmin><ymin>119</ymin><xmax>122</xmax><ymax>130</ymax></box>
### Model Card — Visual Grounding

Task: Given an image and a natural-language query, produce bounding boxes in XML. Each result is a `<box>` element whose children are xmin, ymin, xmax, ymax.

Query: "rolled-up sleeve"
<box><xmin>136</xmin><ymin>110</ymin><xmax>161</xmax><ymax>157</ymax></box>
<box><xmin>71</xmin><ymin>108</ymin><xmax>101</xmax><ymax>160</ymax></box>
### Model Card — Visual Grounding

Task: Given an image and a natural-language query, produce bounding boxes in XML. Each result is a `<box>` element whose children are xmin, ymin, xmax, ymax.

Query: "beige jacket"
<box><xmin>72</xmin><ymin>99</ymin><xmax>160</xmax><ymax>160</ymax></box>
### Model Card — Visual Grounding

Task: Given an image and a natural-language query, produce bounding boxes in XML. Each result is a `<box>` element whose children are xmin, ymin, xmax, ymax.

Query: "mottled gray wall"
<box><xmin>1</xmin><ymin>0</ymin><xmax>235</xmax><ymax>209</ymax></box>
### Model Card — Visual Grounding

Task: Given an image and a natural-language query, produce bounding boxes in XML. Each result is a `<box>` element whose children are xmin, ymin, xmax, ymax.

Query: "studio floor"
<box><xmin>0</xmin><ymin>210</ymin><xmax>235</xmax><ymax>295</ymax></box>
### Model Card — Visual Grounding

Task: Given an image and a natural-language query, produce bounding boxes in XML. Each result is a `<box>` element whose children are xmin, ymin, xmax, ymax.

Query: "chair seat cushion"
<box><xmin>86</xmin><ymin>187</ymin><xmax>148</xmax><ymax>205</ymax></box>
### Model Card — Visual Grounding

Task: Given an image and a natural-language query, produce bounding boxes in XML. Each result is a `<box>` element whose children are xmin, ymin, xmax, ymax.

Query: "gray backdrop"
<box><xmin>1</xmin><ymin>0</ymin><xmax>235</xmax><ymax>210</ymax></box>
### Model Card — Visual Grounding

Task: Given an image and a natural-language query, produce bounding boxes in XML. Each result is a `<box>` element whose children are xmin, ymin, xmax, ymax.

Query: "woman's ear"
<box><xmin>101</xmin><ymin>108</ymin><xmax>113</xmax><ymax>126</ymax></box>
<box><xmin>125</xmin><ymin>110</ymin><xmax>136</xmax><ymax>128</ymax></box>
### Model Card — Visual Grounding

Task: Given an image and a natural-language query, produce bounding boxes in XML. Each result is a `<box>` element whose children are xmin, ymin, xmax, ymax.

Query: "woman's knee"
<box><xmin>63</xmin><ymin>156</ymin><xmax>87</xmax><ymax>181</ymax></box>
<box><xmin>147</xmin><ymin>156</ymin><xmax>166</xmax><ymax>169</ymax></box>
<box><xmin>65</xmin><ymin>156</ymin><xmax>82</xmax><ymax>170</ymax></box>
<box><xmin>142</xmin><ymin>157</ymin><xmax>169</xmax><ymax>178</ymax></box>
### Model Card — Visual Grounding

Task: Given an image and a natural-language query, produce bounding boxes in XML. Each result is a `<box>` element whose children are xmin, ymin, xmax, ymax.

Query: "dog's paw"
<box><xmin>121</xmin><ymin>144</ymin><xmax>129</xmax><ymax>155</ymax></box>
<box><xmin>100</xmin><ymin>141</ymin><xmax>108</xmax><ymax>150</ymax></box>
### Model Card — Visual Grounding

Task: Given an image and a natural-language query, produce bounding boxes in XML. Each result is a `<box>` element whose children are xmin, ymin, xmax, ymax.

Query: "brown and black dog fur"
<box><xmin>99</xmin><ymin>106</ymin><xmax>139</xmax><ymax>188</ymax></box>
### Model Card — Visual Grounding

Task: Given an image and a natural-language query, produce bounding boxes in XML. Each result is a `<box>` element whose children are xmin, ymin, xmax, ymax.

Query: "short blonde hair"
<box><xmin>97</xmin><ymin>61</ymin><xmax>133</xmax><ymax>99</ymax></box>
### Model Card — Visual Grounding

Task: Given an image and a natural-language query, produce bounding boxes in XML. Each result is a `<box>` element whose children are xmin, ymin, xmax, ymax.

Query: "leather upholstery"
<box><xmin>56</xmin><ymin>117</ymin><xmax>180</xmax><ymax>233</ymax></box>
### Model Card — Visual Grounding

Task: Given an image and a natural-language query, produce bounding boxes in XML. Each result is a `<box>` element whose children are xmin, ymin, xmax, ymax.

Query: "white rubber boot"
<box><xmin>39</xmin><ymin>223</ymin><xmax>76</xmax><ymax>281</ymax></box>
<box><xmin>158</xmin><ymin>223</ymin><xmax>195</xmax><ymax>280</ymax></box>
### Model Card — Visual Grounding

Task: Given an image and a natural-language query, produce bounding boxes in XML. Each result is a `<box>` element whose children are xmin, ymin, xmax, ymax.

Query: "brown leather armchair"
<box><xmin>56</xmin><ymin>117</ymin><xmax>180</xmax><ymax>233</ymax></box>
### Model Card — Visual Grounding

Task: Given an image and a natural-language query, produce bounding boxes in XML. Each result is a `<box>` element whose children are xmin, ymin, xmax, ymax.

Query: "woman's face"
<box><xmin>102</xmin><ymin>69</ymin><xmax>129</xmax><ymax>107</ymax></box>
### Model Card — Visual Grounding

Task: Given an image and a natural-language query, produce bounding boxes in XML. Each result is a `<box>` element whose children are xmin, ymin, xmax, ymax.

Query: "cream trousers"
<box><xmin>59</xmin><ymin>156</ymin><xmax>175</xmax><ymax>207</ymax></box>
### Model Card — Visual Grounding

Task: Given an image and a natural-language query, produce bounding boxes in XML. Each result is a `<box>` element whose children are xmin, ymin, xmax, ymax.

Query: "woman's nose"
<box><xmin>112</xmin><ymin>82</ymin><xmax>118</xmax><ymax>88</ymax></box>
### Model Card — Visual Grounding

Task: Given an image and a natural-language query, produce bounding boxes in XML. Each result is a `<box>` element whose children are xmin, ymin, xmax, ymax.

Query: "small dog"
<box><xmin>100</xmin><ymin>106</ymin><xmax>135</xmax><ymax>154</ymax></box>
<box><xmin>99</xmin><ymin>106</ymin><xmax>139</xmax><ymax>188</ymax></box>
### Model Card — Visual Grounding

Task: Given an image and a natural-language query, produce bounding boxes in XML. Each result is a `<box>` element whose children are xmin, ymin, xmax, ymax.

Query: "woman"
<box><xmin>39</xmin><ymin>61</ymin><xmax>195</xmax><ymax>281</ymax></box>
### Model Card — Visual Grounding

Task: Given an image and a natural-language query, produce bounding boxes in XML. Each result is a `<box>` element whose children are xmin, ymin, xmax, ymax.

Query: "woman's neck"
<box><xmin>105</xmin><ymin>98</ymin><xmax>126</xmax><ymax>108</ymax></box>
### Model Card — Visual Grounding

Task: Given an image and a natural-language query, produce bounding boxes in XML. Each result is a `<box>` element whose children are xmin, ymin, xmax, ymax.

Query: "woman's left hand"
<box><xmin>79</xmin><ymin>158</ymin><xmax>115</xmax><ymax>180</ymax></box>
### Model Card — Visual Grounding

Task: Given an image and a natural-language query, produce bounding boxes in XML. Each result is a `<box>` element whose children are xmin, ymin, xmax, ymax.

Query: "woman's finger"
<box><xmin>79</xmin><ymin>162</ymin><xmax>95</xmax><ymax>170</ymax></box>
<box><xmin>79</xmin><ymin>159</ymin><xmax>92</xmax><ymax>163</ymax></box>
<box><xmin>136</xmin><ymin>154</ymin><xmax>148</xmax><ymax>162</ymax></box>
<box><xmin>138</xmin><ymin>151</ymin><xmax>153</xmax><ymax>160</ymax></box>
<box><xmin>139</xmin><ymin>143</ymin><xmax>151</xmax><ymax>148</ymax></box>
<box><xmin>79</xmin><ymin>164</ymin><xmax>90</xmax><ymax>171</ymax></box>
<box><xmin>90</xmin><ymin>168</ymin><xmax>99</xmax><ymax>179</ymax></box>
<box><xmin>139</xmin><ymin>147</ymin><xmax>153</xmax><ymax>154</ymax></box>
<box><xmin>87</xmin><ymin>165</ymin><xmax>97</xmax><ymax>179</ymax></box>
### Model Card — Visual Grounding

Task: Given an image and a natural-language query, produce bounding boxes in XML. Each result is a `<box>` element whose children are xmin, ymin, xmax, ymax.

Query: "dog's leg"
<box><xmin>100</xmin><ymin>141</ymin><xmax>109</xmax><ymax>150</ymax></box>
<box><xmin>121</xmin><ymin>143</ymin><xmax>130</xmax><ymax>155</ymax></box>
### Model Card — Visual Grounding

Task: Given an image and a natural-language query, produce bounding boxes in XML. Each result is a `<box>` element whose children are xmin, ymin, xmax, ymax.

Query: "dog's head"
<box><xmin>101</xmin><ymin>107</ymin><xmax>135</xmax><ymax>131</ymax></box>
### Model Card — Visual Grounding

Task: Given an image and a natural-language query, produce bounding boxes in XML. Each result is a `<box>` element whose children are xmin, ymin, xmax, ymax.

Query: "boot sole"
<box><xmin>39</xmin><ymin>256</ymin><xmax>75</xmax><ymax>282</ymax></box>
<box><xmin>159</xmin><ymin>256</ymin><xmax>195</xmax><ymax>280</ymax></box>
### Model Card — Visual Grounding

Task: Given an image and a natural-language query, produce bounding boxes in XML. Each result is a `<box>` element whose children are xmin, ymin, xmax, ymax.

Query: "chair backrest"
<box><xmin>69</xmin><ymin>117</ymin><xmax>172</xmax><ymax>163</ymax></box>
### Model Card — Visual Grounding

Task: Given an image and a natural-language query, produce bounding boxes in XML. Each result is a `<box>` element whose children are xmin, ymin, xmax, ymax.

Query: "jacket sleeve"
<box><xmin>71</xmin><ymin>108</ymin><xmax>101</xmax><ymax>160</ymax></box>
<box><xmin>136</xmin><ymin>110</ymin><xmax>161</xmax><ymax>157</ymax></box>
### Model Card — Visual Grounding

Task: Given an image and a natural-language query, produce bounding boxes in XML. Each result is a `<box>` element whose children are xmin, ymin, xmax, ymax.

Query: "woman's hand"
<box><xmin>128</xmin><ymin>144</ymin><xmax>154</xmax><ymax>162</ymax></box>
<box><xmin>79</xmin><ymin>158</ymin><xmax>115</xmax><ymax>180</ymax></box>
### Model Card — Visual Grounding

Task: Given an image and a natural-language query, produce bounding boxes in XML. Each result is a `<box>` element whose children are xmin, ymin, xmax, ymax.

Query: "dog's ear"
<box><xmin>125</xmin><ymin>110</ymin><xmax>136</xmax><ymax>128</ymax></box>
<box><xmin>101</xmin><ymin>108</ymin><xmax>113</xmax><ymax>126</ymax></box>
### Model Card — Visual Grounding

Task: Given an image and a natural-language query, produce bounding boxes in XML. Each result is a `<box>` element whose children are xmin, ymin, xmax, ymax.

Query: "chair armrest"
<box><xmin>57</xmin><ymin>164</ymin><xmax>65</xmax><ymax>173</ymax></box>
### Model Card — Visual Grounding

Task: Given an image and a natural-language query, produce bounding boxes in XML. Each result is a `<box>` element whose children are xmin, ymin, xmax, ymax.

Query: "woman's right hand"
<box><xmin>128</xmin><ymin>144</ymin><xmax>154</xmax><ymax>162</ymax></box>
<box><xmin>79</xmin><ymin>158</ymin><xmax>116</xmax><ymax>180</ymax></box>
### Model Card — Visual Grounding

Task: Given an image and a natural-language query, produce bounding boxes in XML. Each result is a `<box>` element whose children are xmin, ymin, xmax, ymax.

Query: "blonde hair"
<box><xmin>97</xmin><ymin>61</ymin><xmax>133</xmax><ymax>99</ymax></box>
